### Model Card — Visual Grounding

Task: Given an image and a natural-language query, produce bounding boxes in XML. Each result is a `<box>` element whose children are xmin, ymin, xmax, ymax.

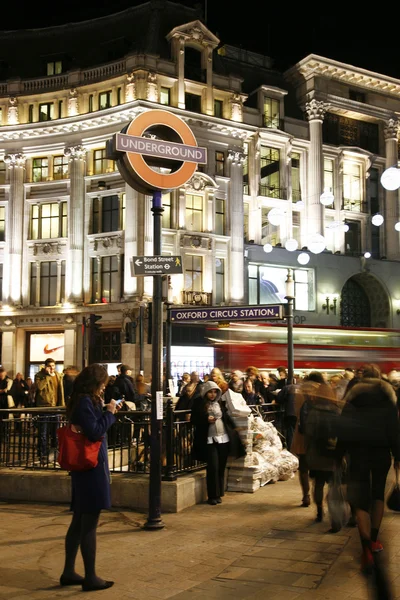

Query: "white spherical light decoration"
<box><xmin>285</xmin><ymin>238</ymin><xmax>299</xmax><ymax>252</ymax></box>
<box><xmin>297</xmin><ymin>252</ymin><xmax>310</xmax><ymax>265</ymax></box>
<box><xmin>320</xmin><ymin>189</ymin><xmax>335</xmax><ymax>206</ymax></box>
<box><xmin>308</xmin><ymin>234</ymin><xmax>326</xmax><ymax>254</ymax></box>
<box><xmin>371</xmin><ymin>214</ymin><xmax>384</xmax><ymax>226</ymax></box>
<box><xmin>267</xmin><ymin>207</ymin><xmax>285</xmax><ymax>226</ymax></box>
<box><xmin>263</xmin><ymin>243</ymin><xmax>273</xmax><ymax>253</ymax></box>
<box><xmin>296</xmin><ymin>200</ymin><xmax>305</xmax><ymax>209</ymax></box>
<box><xmin>381</xmin><ymin>167</ymin><xmax>400</xmax><ymax>191</ymax></box>
<box><xmin>342</xmin><ymin>223</ymin><xmax>350</xmax><ymax>232</ymax></box>
<box><xmin>395</xmin><ymin>222</ymin><xmax>400</xmax><ymax>232</ymax></box>
<box><xmin>364</xmin><ymin>251</ymin><xmax>371</xmax><ymax>259</ymax></box>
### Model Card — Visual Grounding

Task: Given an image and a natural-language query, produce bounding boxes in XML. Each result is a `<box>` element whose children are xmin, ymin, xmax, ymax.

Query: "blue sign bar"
<box><xmin>170</xmin><ymin>304</ymin><xmax>284</xmax><ymax>322</ymax></box>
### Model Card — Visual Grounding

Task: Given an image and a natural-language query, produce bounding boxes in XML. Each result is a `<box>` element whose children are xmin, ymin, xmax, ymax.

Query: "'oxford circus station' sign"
<box><xmin>108</xmin><ymin>109</ymin><xmax>207</xmax><ymax>194</ymax></box>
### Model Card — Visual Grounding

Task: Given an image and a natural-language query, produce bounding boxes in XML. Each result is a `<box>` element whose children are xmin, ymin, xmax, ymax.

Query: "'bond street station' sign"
<box><xmin>131</xmin><ymin>255</ymin><xmax>183</xmax><ymax>276</ymax></box>
<box><xmin>108</xmin><ymin>109</ymin><xmax>207</xmax><ymax>194</ymax></box>
<box><xmin>170</xmin><ymin>304</ymin><xmax>284</xmax><ymax>323</ymax></box>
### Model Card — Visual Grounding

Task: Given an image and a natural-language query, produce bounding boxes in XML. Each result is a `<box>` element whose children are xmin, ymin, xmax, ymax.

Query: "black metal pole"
<box><xmin>284</xmin><ymin>268</ymin><xmax>295</xmax><ymax>385</ymax></box>
<box><xmin>82</xmin><ymin>316</ymin><xmax>87</xmax><ymax>369</ymax></box>
<box><xmin>139</xmin><ymin>303</ymin><xmax>145</xmax><ymax>374</ymax></box>
<box><xmin>166</xmin><ymin>303</ymin><xmax>172</xmax><ymax>388</ymax></box>
<box><xmin>144</xmin><ymin>190</ymin><xmax>165</xmax><ymax>530</ymax></box>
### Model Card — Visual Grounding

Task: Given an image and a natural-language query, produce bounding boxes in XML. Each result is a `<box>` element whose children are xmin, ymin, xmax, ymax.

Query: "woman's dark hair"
<box><xmin>66</xmin><ymin>363</ymin><xmax>109</xmax><ymax>419</ymax></box>
<box><xmin>361</xmin><ymin>363</ymin><xmax>381</xmax><ymax>379</ymax></box>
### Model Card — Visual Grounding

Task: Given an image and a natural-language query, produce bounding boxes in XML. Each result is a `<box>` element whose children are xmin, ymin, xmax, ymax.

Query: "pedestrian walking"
<box><xmin>60</xmin><ymin>363</ymin><xmax>119</xmax><ymax>592</ymax></box>
<box><xmin>191</xmin><ymin>380</ymin><xmax>245</xmax><ymax>505</ymax></box>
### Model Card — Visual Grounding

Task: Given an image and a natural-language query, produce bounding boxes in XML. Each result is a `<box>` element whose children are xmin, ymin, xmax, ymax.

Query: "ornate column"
<box><xmin>384</xmin><ymin>119</ymin><xmax>400</xmax><ymax>259</ymax></box>
<box><xmin>304</xmin><ymin>99</ymin><xmax>330</xmax><ymax>238</ymax></box>
<box><xmin>123</xmin><ymin>183</ymin><xmax>138</xmax><ymax>298</ymax></box>
<box><xmin>228</xmin><ymin>149</ymin><xmax>245</xmax><ymax>303</ymax></box>
<box><xmin>64</xmin><ymin>145</ymin><xmax>86</xmax><ymax>302</ymax></box>
<box><xmin>205</xmin><ymin>46</ymin><xmax>213</xmax><ymax>116</ymax></box>
<box><xmin>4</xmin><ymin>153</ymin><xmax>26</xmax><ymax>304</ymax></box>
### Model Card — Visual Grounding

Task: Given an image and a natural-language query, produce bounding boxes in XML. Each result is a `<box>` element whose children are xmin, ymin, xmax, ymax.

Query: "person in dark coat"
<box><xmin>191</xmin><ymin>380</ymin><xmax>245</xmax><ymax>505</ymax></box>
<box><xmin>175</xmin><ymin>372</ymin><xmax>201</xmax><ymax>413</ymax></box>
<box><xmin>60</xmin><ymin>363</ymin><xmax>119</xmax><ymax>592</ymax></box>
<box><xmin>338</xmin><ymin>363</ymin><xmax>400</xmax><ymax>571</ymax></box>
<box><xmin>114</xmin><ymin>365</ymin><xmax>138</xmax><ymax>403</ymax></box>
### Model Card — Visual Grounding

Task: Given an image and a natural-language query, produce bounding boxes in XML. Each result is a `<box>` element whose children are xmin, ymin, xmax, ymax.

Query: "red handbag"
<box><xmin>57</xmin><ymin>424</ymin><xmax>102</xmax><ymax>471</ymax></box>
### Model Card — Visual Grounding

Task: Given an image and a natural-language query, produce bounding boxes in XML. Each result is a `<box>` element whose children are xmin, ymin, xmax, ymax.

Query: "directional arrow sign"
<box><xmin>131</xmin><ymin>255</ymin><xmax>183</xmax><ymax>277</ymax></box>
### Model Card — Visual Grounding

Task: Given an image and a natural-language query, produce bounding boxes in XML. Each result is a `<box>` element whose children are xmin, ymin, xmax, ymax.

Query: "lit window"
<box><xmin>343</xmin><ymin>161</ymin><xmax>363</xmax><ymax>211</ymax></box>
<box><xmin>291</xmin><ymin>152</ymin><xmax>301</xmax><ymax>202</ymax></box>
<box><xmin>98</xmin><ymin>91</ymin><xmax>112</xmax><ymax>110</ymax></box>
<box><xmin>88</xmin><ymin>95</ymin><xmax>94</xmax><ymax>113</ymax></box>
<box><xmin>243</xmin><ymin>143</ymin><xmax>249</xmax><ymax>195</ymax></box>
<box><xmin>32</xmin><ymin>158</ymin><xmax>48</xmax><ymax>182</ymax></box>
<box><xmin>160</xmin><ymin>87</ymin><xmax>171</xmax><ymax>106</ymax></box>
<box><xmin>184</xmin><ymin>255</ymin><xmax>202</xmax><ymax>292</ymax></box>
<box><xmin>53</xmin><ymin>155</ymin><xmax>69</xmax><ymax>180</ymax></box>
<box><xmin>249</xmin><ymin>264</ymin><xmax>313</xmax><ymax>311</ymax></box>
<box><xmin>263</xmin><ymin>97</ymin><xmax>280</xmax><ymax>128</ymax></box>
<box><xmin>93</xmin><ymin>149</ymin><xmax>107</xmax><ymax>174</ymax></box>
<box><xmin>39</xmin><ymin>261</ymin><xmax>58</xmax><ymax>306</ymax></box>
<box><xmin>215</xmin><ymin>199</ymin><xmax>225</xmax><ymax>235</ymax></box>
<box><xmin>185</xmin><ymin>194</ymin><xmax>203</xmax><ymax>231</ymax></box>
<box><xmin>0</xmin><ymin>206</ymin><xmax>5</xmax><ymax>241</ymax></box>
<box><xmin>324</xmin><ymin>158</ymin><xmax>334</xmax><ymax>201</ymax></box>
<box><xmin>29</xmin><ymin>202</ymin><xmax>67</xmax><ymax>240</ymax></box>
<box><xmin>261</xmin><ymin>207</ymin><xmax>281</xmax><ymax>246</ymax></box>
<box><xmin>215</xmin><ymin>258</ymin><xmax>225</xmax><ymax>304</ymax></box>
<box><xmin>0</xmin><ymin>160</ymin><xmax>5</xmax><ymax>184</ymax></box>
<box><xmin>47</xmin><ymin>61</ymin><xmax>62</xmax><ymax>76</ymax></box>
<box><xmin>162</xmin><ymin>192</ymin><xmax>171</xmax><ymax>228</ymax></box>
<box><xmin>215</xmin><ymin>151</ymin><xmax>225</xmax><ymax>176</ymax></box>
<box><xmin>260</xmin><ymin>146</ymin><xmax>281</xmax><ymax>197</ymax></box>
<box><xmin>39</xmin><ymin>103</ymin><xmax>53</xmax><ymax>122</ymax></box>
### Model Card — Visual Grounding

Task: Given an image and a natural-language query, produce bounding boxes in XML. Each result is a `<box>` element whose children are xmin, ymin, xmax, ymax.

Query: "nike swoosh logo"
<box><xmin>44</xmin><ymin>344</ymin><xmax>64</xmax><ymax>354</ymax></box>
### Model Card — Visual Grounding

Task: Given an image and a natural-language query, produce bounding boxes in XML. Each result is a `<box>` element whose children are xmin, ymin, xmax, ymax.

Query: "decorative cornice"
<box><xmin>384</xmin><ymin>118</ymin><xmax>400</xmax><ymax>141</ymax></box>
<box><xmin>64</xmin><ymin>144</ymin><xmax>86</xmax><ymax>160</ymax></box>
<box><xmin>91</xmin><ymin>234</ymin><xmax>124</xmax><ymax>251</ymax></box>
<box><xmin>4</xmin><ymin>153</ymin><xmax>26</xmax><ymax>167</ymax></box>
<box><xmin>304</xmin><ymin>99</ymin><xmax>330</xmax><ymax>122</ymax></box>
<box><xmin>180</xmin><ymin>234</ymin><xmax>212</xmax><ymax>251</ymax></box>
<box><xmin>185</xmin><ymin>173</ymin><xmax>218</xmax><ymax>191</ymax></box>
<box><xmin>32</xmin><ymin>241</ymin><xmax>64</xmax><ymax>256</ymax></box>
<box><xmin>228</xmin><ymin>149</ymin><xmax>245</xmax><ymax>165</ymax></box>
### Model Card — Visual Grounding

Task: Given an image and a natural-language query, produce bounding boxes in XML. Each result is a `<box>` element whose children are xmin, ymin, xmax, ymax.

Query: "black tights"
<box><xmin>63</xmin><ymin>510</ymin><xmax>103</xmax><ymax>584</ymax></box>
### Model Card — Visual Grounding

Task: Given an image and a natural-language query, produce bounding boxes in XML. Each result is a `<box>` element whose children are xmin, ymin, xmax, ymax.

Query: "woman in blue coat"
<box><xmin>59</xmin><ymin>364</ymin><xmax>118</xmax><ymax>592</ymax></box>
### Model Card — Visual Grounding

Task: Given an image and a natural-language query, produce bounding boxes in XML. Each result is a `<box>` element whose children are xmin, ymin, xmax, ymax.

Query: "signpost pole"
<box><xmin>144</xmin><ymin>190</ymin><xmax>165</xmax><ymax>530</ymax></box>
<box><xmin>165</xmin><ymin>302</ymin><xmax>172</xmax><ymax>389</ymax></box>
<box><xmin>284</xmin><ymin>269</ymin><xmax>295</xmax><ymax>385</ymax></box>
<box><xmin>139</xmin><ymin>302</ymin><xmax>145</xmax><ymax>374</ymax></box>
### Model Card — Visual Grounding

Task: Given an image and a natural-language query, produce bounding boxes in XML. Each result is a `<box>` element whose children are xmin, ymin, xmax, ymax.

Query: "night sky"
<box><xmin>4</xmin><ymin>1</ymin><xmax>400</xmax><ymax>79</ymax></box>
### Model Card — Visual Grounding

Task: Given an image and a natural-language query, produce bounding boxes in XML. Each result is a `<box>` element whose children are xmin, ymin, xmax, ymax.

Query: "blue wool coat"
<box><xmin>70</xmin><ymin>396</ymin><xmax>115</xmax><ymax>513</ymax></box>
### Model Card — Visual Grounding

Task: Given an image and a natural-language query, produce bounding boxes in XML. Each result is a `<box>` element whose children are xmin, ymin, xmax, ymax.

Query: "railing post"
<box><xmin>163</xmin><ymin>399</ymin><xmax>177</xmax><ymax>481</ymax></box>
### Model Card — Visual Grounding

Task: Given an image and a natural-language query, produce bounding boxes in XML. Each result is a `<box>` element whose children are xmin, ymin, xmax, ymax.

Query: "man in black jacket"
<box><xmin>114</xmin><ymin>365</ymin><xmax>138</xmax><ymax>403</ymax></box>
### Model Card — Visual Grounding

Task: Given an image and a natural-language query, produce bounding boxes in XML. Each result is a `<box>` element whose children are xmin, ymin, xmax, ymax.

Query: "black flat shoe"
<box><xmin>216</xmin><ymin>497</ymin><xmax>222</xmax><ymax>504</ymax></box>
<box><xmin>301</xmin><ymin>495</ymin><xmax>311</xmax><ymax>507</ymax></box>
<box><xmin>81</xmin><ymin>580</ymin><xmax>114</xmax><ymax>592</ymax></box>
<box><xmin>207</xmin><ymin>499</ymin><xmax>217</xmax><ymax>505</ymax></box>
<box><xmin>60</xmin><ymin>574</ymin><xmax>84</xmax><ymax>586</ymax></box>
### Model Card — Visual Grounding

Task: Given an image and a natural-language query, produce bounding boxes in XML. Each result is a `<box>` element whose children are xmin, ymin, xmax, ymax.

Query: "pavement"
<box><xmin>1</xmin><ymin>472</ymin><xmax>400</xmax><ymax>600</ymax></box>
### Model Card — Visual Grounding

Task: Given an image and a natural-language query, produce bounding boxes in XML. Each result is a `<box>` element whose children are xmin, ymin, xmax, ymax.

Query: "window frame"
<box><xmin>29</xmin><ymin>201</ymin><xmax>68</xmax><ymax>240</ymax></box>
<box><xmin>32</xmin><ymin>157</ymin><xmax>49</xmax><ymax>183</ymax></box>
<box><xmin>98</xmin><ymin>90</ymin><xmax>112</xmax><ymax>110</ymax></box>
<box><xmin>185</xmin><ymin>193</ymin><xmax>203</xmax><ymax>232</ymax></box>
<box><xmin>38</xmin><ymin>102</ymin><xmax>53</xmax><ymax>122</ymax></box>
<box><xmin>160</xmin><ymin>87</ymin><xmax>171</xmax><ymax>106</ymax></box>
<box><xmin>53</xmin><ymin>155</ymin><xmax>69</xmax><ymax>180</ymax></box>
<box><xmin>91</xmin><ymin>194</ymin><xmax>125</xmax><ymax>234</ymax></box>
<box><xmin>184</xmin><ymin>254</ymin><xmax>203</xmax><ymax>292</ymax></box>
<box><xmin>215</xmin><ymin>198</ymin><xmax>225</xmax><ymax>235</ymax></box>
<box><xmin>215</xmin><ymin>151</ymin><xmax>225</xmax><ymax>176</ymax></box>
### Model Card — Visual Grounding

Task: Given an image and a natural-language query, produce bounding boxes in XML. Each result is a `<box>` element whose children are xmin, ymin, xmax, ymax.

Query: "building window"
<box><xmin>292</xmin><ymin>211</ymin><xmax>301</xmax><ymax>247</ymax></box>
<box><xmin>345</xmin><ymin>220</ymin><xmax>361</xmax><ymax>256</ymax></box>
<box><xmin>324</xmin><ymin>158</ymin><xmax>334</xmax><ymax>202</ymax></box>
<box><xmin>0</xmin><ymin>160</ymin><xmax>5</xmax><ymax>184</ymax></box>
<box><xmin>263</xmin><ymin>97</ymin><xmax>280</xmax><ymax>128</ymax></box>
<box><xmin>93</xmin><ymin>149</ymin><xmax>108</xmax><ymax>174</ymax></box>
<box><xmin>32</xmin><ymin>157</ymin><xmax>48</xmax><ymax>182</ymax></box>
<box><xmin>98</xmin><ymin>91</ymin><xmax>112</xmax><ymax>110</ymax></box>
<box><xmin>0</xmin><ymin>107</ymin><xmax>2</xmax><ymax>125</ymax></box>
<box><xmin>40</xmin><ymin>261</ymin><xmax>58</xmax><ymax>306</ymax></box>
<box><xmin>243</xmin><ymin>143</ymin><xmax>249</xmax><ymax>194</ymax></box>
<box><xmin>91</xmin><ymin>330</ymin><xmax>121</xmax><ymax>363</ymax></box>
<box><xmin>323</xmin><ymin>113</ymin><xmax>379</xmax><ymax>154</ymax></box>
<box><xmin>92</xmin><ymin>195</ymin><xmax>124</xmax><ymax>233</ymax></box>
<box><xmin>215</xmin><ymin>151</ymin><xmax>225</xmax><ymax>176</ymax></box>
<box><xmin>260</xmin><ymin>146</ymin><xmax>282</xmax><ymax>198</ymax></box>
<box><xmin>28</xmin><ymin>104</ymin><xmax>34</xmax><ymax>123</ymax></box>
<box><xmin>261</xmin><ymin>207</ymin><xmax>280</xmax><ymax>246</ymax></box>
<box><xmin>117</xmin><ymin>87</ymin><xmax>122</xmax><ymax>105</ymax></box>
<box><xmin>185</xmin><ymin>194</ymin><xmax>203</xmax><ymax>231</ymax></box>
<box><xmin>214</xmin><ymin>99</ymin><xmax>223</xmax><ymax>118</ymax></box>
<box><xmin>53</xmin><ymin>155</ymin><xmax>69</xmax><ymax>180</ymax></box>
<box><xmin>88</xmin><ymin>95</ymin><xmax>94</xmax><ymax>112</ymax></box>
<box><xmin>160</xmin><ymin>87</ymin><xmax>171</xmax><ymax>106</ymax></box>
<box><xmin>39</xmin><ymin>103</ymin><xmax>53</xmax><ymax>122</ymax></box>
<box><xmin>30</xmin><ymin>263</ymin><xmax>37</xmax><ymax>305</ymax></box>
<box><xmin>47</xmin><ymin>61</ymin><xmax>62</xmax><ymax>76</ymax></box>
<box><xmin>185</xmin><ymin>255</ymin><xmax>202</xmax><ymax>292</ymax></box>
<box><xmin>30</xmin><ymin>202</ymin><xmax>67</xmax><ymax>240</ymax></box>
<box><xmin>291</xmin><ymin>152</ymin><xmax>301</xmax><ymax>202</ymax></box>
<box><xmin>91</xmin><ymin>255</ymin><xmax>120</xmax><ymax>303</ymax></box>
<box><xmin>60</xmin><ymin>260</ymin><xmax>66</xmax><ymax>303</ymax></box>
<box><xmin>215</xmin><ymin>199</ymin><xmax>225</xmax><ymax>235</ymax></box>
<box><xmin>185</xmin><ymin>92</ymin><xmax>201</xmax><ymax>113</ymax></box>
<box><xmin>215</xmin><ymin>258</ymin><xmax>225</xmax><ymax>304</ymax></box>
<box><xmin>58</xmin><ymin>100</ymin><xmax>63</xmax><ymax>119</ymax></box>
<box><xmin>343</xmin><ymin>161</ymin><xmax>363</xmax><ymax>211</ymax></box>
<box><xmin>0</xmin><ymin>263</ymin><xmax>3</xmax><ymax>301</ymax></box>
<box><xmin>0</xmin><ymin>206</ymin><xmax>5</xmax><ymax>242</ymax></box>
<box><xmin>249</xmin><ymin>264</ymin><xmax>313</xmax><ymax>311</ymax></box>
<box><xmin>162</xmin><ymin>192</ymin><xmax>171</xmax><ymax>229</ymax></box>
<box><xmin>369</xmin><ymin>168</ymin><xmax>380</xmax><ymax>258</ymax></box>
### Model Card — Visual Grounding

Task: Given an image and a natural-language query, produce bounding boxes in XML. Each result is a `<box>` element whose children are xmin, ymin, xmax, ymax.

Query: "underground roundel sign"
<box><xmin>108</xmin><ymin>110</ymin><xmax>207</xmax><ymax>194</ymax></box>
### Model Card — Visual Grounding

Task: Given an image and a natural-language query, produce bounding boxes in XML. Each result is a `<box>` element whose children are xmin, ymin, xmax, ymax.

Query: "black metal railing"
<box><xmin>259</xmin><ymin>185</ymin><xmax>287</xmax><ymax>199</ymax></box>
<box><xmin>0</xmin><ymin>401</ymin><xmax>285</xmax><ymax>480</ymax></box>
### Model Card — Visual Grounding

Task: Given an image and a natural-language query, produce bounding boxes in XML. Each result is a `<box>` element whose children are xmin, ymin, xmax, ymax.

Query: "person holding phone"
<box><xmin>59</xmin><ymin>363</ymin><xmax>120</xmax><ymax>592</ymax></box>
